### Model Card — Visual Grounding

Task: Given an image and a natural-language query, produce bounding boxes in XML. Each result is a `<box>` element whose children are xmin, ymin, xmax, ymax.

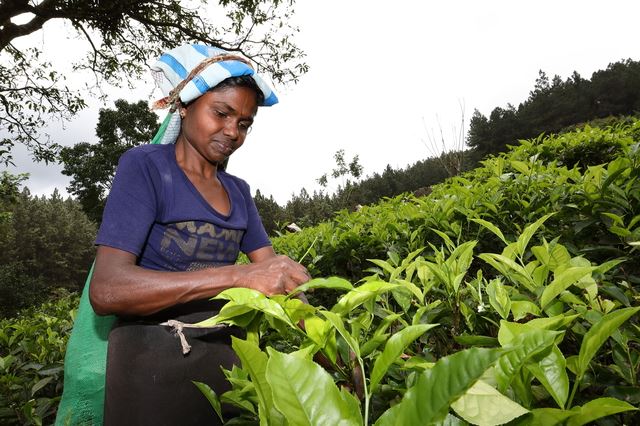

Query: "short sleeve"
<box><xmin>96</xmin><ymin>148</ymin><xmax>159</xmax><ymax>256</ymax></box>
<box><xmin>237</xmin><ymin>180</ymin><xmax>271</xmax><ymax>254</ymax></box>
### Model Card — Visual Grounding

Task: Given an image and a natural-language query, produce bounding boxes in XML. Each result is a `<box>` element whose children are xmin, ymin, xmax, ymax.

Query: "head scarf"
<box><xmin>150</xmin><ymin>44</ymin><xmax>278</xmax><ymax>145</ymax></box>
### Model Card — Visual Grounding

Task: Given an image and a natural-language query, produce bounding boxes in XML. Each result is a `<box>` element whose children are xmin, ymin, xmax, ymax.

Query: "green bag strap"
<box><xmin>150</xmin><ymin>112</ymin><xmax>173</xmax><ymax>145</ymax></box>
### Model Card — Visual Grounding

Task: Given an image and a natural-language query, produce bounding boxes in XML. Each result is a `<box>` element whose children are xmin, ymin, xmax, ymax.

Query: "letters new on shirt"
<box><xmin>160</xmin><ymin>220</ymin><xmax>244</xmax><ymax>270</ymax></box>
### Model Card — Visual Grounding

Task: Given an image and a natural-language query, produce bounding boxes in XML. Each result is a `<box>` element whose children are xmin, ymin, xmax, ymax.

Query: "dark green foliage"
<box><xmin>0</xmin><ymin>263</ymin><xmax>45</xmax><ymax>319</ymax></box>
<box><xmin>209</xmin><ymin>117</ymin><xmax>640</xmax><ymax>425</ymax></box>
<box><xmin>3</xmin><ymin>117</ymin><xmax>640</xmax><ymax>425</ymax></box>
<box><xmin>256</xmin><ymin>154</ymin><xmax>458</xmax><ymax>234</ymax></box>
<box><xmin>0</xmin><ymin>291</ymin><xmax>78</xmax><ymax>425</ymax></box>
<box><xmin>58</xmin><ymin>99</ymin><xmax>159</xmax><ymax>223</ymax></box>
<box><xmin>272</xmin><ymin>118</ymin><xmax>640</xmax><ymax>287</ymax></box>
<box><xmin>468</xmin><ymin>59</ymin><xmax>640</xmax><ymax>156</ymax></box>
<box><xmin>253</xmin><ymin>189</ymin><xmax>287</xmax><ymax>236</ymax></box>
<box><xmin>0</xmin><ymin>188</ymin><xmax>96</xmax><ymax>317</ymax></box>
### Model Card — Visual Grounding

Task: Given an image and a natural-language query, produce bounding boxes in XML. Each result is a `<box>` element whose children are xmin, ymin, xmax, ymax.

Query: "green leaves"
<box><xmin>451</xmin><ymin>380</ymin><xmax>529</xmax><ymax>425</ymax></box>
<box><xmin>495</xmin><ymin>328</ymin><xmax>561</xmax><ymax>393</ymax></box>
<box><xmin>566</xmin><ymin>398</ymin><xmax>638</xmax><ymax>426</ymax></box>
<box><xmin>369</xmin><ymin>324</ymin><xmax>439</xmax><ymax>393</ymax></box>
<box><xmin>198</xmin><ymin>288</ymin><xmax>297</xmax><ymax>329</ymax></box>
<box><xmin>192</xmin><ymin>381</ymin><xmax>223</xmax><ymax>423</ymax></box>
<box><xmin>266</xmin><ymin>350</ymin><xmax>361</xmax><ymax>426</ymax></box>
<box><xmin>539</xmin><ymin>267</ymin><xmax>596</xmax><ymax>309</ymax></box>
<box><xmin>289</xmin><ymin>276</ymin><xmax>354</xmax><ymax>296</ymax></box>
<box><xmin>515</xmin><ymin>213</ymin><xmax>555</xmax><ymax>258</ymax></box>
<box><xmin>232</xmin><ymin>338</ymin><xmax>286</xmax><ymax>425</ymax></box>
<box><xmin>526</xmin><ymin>345</ymin><xmax>569</xmax><ymax>408</ymax></box>
<box><xmin>331</xmin><ymin>281</ymin><xmax>398</xmax><ymax>315</ymax></box>
<box><xmin>375</xmin><ymin>348</ymin><xmax>503</xmax><ymax>425</ymax></box>
<box><xmin>575</xmin><ymin>306</ymin><xmax>640</xmax><ymax>380</ymax></box>
<box><xmin>486</xmin><ymin>278</ymin><xmax>511</xmax><ymax>319</ymax></box>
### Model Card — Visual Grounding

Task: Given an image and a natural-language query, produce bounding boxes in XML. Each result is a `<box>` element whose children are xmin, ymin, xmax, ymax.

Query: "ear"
<box><xmin>178</xmin><ymin>101</ymin><xmax>188</xmax><ymax>119</ymax></box>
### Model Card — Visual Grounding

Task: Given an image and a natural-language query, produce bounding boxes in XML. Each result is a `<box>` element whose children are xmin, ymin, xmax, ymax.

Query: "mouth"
<box><xmin>212</xmin><ymin>140</ymin><xmax>234</xmax><ymax>155</ymax></box>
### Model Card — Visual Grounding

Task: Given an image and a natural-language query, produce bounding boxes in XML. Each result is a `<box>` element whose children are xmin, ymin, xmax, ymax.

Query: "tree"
<box><xmin>0</xmin><ymin>187</ymin><xmax>96</xmax><ymax>317</ymax></box>
<box><xmin>0</xmin><ymin>0</ymin><xmax>307</xmax><ymax>165</ymax></box>
<box><xmin>317</xmin><ymin>149</ymin><xmax>363</xmax><ymax>189</ymax></box>
<box><xmin>254</xmin><ymin>189</ymin><xmax>285</xmax><ymax>236</ymax></box>
<box><xmin>466</xmin><ymin>59</ymin><xmax>640</xmax><ymax>159</ymax></box>
<box><xmin>59</xmin><ymin>99</ymin><xmax>159</xmax><ymax>223</ymax></box>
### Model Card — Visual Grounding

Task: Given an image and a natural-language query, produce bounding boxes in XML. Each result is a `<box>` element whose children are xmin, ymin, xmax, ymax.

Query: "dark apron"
<box><xmin>104</xmin><ymin>299</ymin><xmax>244</xmax><ymax>426</ymax></box>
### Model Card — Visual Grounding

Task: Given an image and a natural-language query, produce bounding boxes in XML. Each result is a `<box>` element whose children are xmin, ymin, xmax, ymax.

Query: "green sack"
<box><xmin>55</xmin><ymin>113</ymin><xmax>174</xmax><ymax>425</ymax></box>
<box><xmin>55</xmin><ymin>265</ymin><xmax>115</xmax><ymax>426</ymax></box>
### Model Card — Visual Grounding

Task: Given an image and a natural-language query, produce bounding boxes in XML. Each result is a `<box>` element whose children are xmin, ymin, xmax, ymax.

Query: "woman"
<box><xmin>89</xmin><ymin>44</ymin><xmax>310</xmax><ymax>425</ymax></box>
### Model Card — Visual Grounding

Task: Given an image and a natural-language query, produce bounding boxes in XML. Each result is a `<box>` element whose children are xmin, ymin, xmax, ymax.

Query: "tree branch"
<box><xmin>0</xmin><ymin>0</ymin><xmax>31</xmax><ymax>23</ymax></box>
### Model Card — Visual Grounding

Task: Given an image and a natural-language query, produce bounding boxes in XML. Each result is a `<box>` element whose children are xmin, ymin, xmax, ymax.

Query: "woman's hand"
<box><xmin>242</xmin><ymin>247</ymin><xmax>310</xmax><ymax>295</ymax></box>
<box><xmin>236</xmin><ymin>254</ymin><xmax>311</xmax><ymax>296</ymax></box>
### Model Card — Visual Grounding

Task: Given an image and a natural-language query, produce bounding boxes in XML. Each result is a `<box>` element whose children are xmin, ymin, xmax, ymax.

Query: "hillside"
<box><xmin>2</xmin><ymin>118</ymin><xmax>639</xmax><ymax>424</ymax></box>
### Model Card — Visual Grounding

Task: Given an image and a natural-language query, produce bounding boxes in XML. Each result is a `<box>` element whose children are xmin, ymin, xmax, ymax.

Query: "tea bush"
<box><xmin>3</xmin><ymin>119</ymin><xmax>639</xmax><ymax>425</ymax></box>
<box><xmin>0</xmin><ymin>291</ymin><xmax>78</xmax><ymax>425</ymax></box>
<box><xmin>203</xmin><ymin>119</ymin><xmax>640</xmax><ymax>424</ymax></box>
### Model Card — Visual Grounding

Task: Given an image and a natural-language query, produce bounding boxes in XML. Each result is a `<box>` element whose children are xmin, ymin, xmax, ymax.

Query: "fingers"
<box><xmin>244</xmin><ymin>255</ymin><xmax>311</xmax><ymax>296</ymax></box>
<box><xmin>271</xmin><ymin>255</ymin><xmax>311</xmax><ymax>286</ymax></box>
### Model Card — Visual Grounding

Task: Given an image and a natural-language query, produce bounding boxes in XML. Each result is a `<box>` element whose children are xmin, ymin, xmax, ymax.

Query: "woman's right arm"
<box><xmin>89</xmin><ymin>245</ymin><xmax>309</xmax><ymax>317</ymax></box>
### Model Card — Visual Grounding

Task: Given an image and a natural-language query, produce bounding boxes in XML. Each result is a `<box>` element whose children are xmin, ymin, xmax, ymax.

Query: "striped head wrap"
<box><xmin>150</xmin><ymin>44</ymin><xmax>278</xmax><ymax>145</ymax></box>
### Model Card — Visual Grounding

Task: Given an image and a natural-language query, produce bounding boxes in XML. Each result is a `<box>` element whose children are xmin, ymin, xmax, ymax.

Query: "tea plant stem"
<box><xmin>359</xmin><ymin>357</ymin><xmax>370</xmax><ymax>426</ymax></box>
<box><xmin>298</xmin><ymin>235</ymin><xmax>319</xmax><ymax>264</ymax></box>
<box><xmin>627</xmin><ymin>347</ymin><xmax>637</xmax><ymax>386</ymax></box>
<box><xmin>567</xmin><ymin>375</ymin><xmax>581</xmax><ymax>409</ymax></box>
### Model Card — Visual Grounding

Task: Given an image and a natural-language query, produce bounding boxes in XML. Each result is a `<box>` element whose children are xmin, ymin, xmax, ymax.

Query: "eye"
<box><xmin>238</xmin><ymin>121</ymin><xmax>253</xmax><ymax>133</ymax></box>
<box><xmin>214</xmin><ymin>109</ymin><xmax>228</xmax><ymax>119</ymax></box>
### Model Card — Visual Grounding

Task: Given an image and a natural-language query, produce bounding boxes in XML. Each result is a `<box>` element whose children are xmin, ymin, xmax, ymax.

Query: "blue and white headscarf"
<box><xmin>150</xmin><ymin>44</ymin><xmax>278</xmax><ymax>145</ymax></box>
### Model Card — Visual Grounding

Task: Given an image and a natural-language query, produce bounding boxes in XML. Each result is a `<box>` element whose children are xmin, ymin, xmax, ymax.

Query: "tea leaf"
<box><xmin>201</xmin><ymin>288</ymin><xmax>295</xmax><ymax>328</ymax></box>
<box><xmin>513</xmin><ymin>408</ymin><xmax>574</xmax><ymax>425</ymax></box>
<box><xmin>539</xmin><ymin>267</ymin><xmax>595</xmax><ymax>309</ymax></box>
<box><xmin>360</xmin><ymin>334</ymin><xmax>389</xmax><ymax>358</ymax></box>
<box><xmin>289</xmin><ymin>277</ymin><xmax>353</xmax><ymax>296</ymax></box>
<box><xmin>576</xmin><ymin>306</ymin><xmax>640</xmax><ymax>379</ymax></box>
<box><xmin>516</xmin><ymin>213</ymin><xmax>555</xmax><ymax>258</ymax></box>
<box><xmin>526</xmin><ymin>345</ymin><xmax>569</xmax><ymax>409</ymax></box>
<box><xmin>375</xmin><ymin>348</ymin><xmax>503</xmax><ymax>425</ymax></box>
<box><xmin>192</xmin><ymin>381</ymin><xmax>223</xmax><ymax>423</ymax></box>
<box><xmin>369</xmin><ymin>324</ymin><xmax>439</xmax><ymax>393</ymax></box>
<box><xmin>478</xmin><ymin>253</ymin><xmax>537</xmax><ymax>292</ymax></box>
<box><xmin>320</xmin><ymin>311</ymin><xmax>360</xmax><ymax>357</ymax></box>
<box><xmin>567</xmin><ymin>397</ymin><xmax>638</xmax><ymax>426</ymax></box>
<box><xmin>232</xmin><ymin>337</ymin><xmax>286</xmax><ymax>425</ymax></box>
<box><xmin>487</xmin><ymin>278</ymin><xmax>511</xmax><ymax>320</ymax></box>
<box><xmin>510</xmin><ymin>300</ymin><xmax>541</xmax><ymax>321</ymax></box>
<box><xmin>470</xmin><ymin>218</ymin><xmax>508</xmax><ymax>245</ymax></box>
<box><xmin>496</xmin><ymin>329</ymin><xmax>560</xmax><ymax>393</ymax></box>
<box><xmin>331</xmin><ymin>281</ymin><xmax>398</xmax><ymax>315</ymax></box>
<box><xmin>451</xmin><ymin>379</ymin><xmax>529</xmax><ymax>425</ymax></box>
<box><xmin>266</xmin><ymin>350</ymin><xmax>361</xmax><ymax>426</ymax></box>
<box><xmin>30</xmin><ymin>376</ymin><xmax>53</xmax><ymax>397</ymax></box>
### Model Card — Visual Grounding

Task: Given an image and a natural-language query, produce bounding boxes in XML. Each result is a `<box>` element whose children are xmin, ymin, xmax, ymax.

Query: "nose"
<box><xmin>222</xmin><ymin>119</ymin><xmax>239</xmax><ymax>139</ymax></box>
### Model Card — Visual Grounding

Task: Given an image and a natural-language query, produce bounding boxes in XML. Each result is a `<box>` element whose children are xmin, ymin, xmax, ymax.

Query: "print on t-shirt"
<box><xmin>159</xmin><ymin>220</ymin><xmax>244</xmax><ymax>271</ymax></box>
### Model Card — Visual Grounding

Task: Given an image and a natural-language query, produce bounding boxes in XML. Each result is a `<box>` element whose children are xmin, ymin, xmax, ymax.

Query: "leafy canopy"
<box><xmin>58</xmin><ymin>99</ymin><xmax>159</xmax><ymax>223</ymax></box>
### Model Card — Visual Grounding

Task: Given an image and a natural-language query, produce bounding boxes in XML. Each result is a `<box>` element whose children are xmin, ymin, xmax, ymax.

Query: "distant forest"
<box><xmin>255</xmin><ymin>58</ymin><xmax>640</xmax><ymax>235</ymax></box>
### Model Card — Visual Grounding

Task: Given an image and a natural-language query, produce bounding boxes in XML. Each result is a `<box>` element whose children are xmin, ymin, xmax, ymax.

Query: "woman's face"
<box><xmin>179</xmin><ymin>85</ymin><xmax>259</xmax><ymax>164</ymax></box>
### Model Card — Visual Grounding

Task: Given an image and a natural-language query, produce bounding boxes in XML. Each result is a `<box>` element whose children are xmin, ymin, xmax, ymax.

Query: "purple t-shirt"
<box><xmin>96</xmin><ymin>144</ymin><xmax>271</xmax><ymax>272</ymax></box>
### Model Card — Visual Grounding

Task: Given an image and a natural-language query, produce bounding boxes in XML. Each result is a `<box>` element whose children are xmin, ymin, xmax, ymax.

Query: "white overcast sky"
<box><xmin>3</xmin><ymin>0</ymin><xmax>640</xmax><ymax>205</ymax></box>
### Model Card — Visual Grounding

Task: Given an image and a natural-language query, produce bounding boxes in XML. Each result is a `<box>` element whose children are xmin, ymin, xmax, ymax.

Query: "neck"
<box><xmin>174</xmin><ymin>137</ymin><xmax>219</xmax><ymax>179</ymax></box>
